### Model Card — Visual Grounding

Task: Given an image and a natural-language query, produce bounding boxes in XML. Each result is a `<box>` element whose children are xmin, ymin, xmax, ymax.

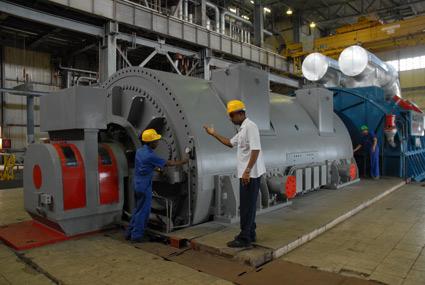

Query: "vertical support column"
<box><xmin>99</xmin><ymin>21</ymin><xmax>118</xmax><ymax>83</ymax></box>
<box><xmin>0</xmin><ymin>47</ymin><xmax>4</xmax><ymax>138</ymax></box>
<box><xmin>202</xmin><ymin>49</ymin><xmax>211</xmax><ymax>80</ymax></box>
<box><xmin>26</xmin><ymin>95</ymin><xmax>34</xmax><ymax>144</ymax></box>
<box><xmin>83</xmin><ymin>129</ymin><xmax>99</xmax><ymax>209</ymax></box>
<box><xmin>293</xmin><ymin>10</ymin><xmax>301</xmax><ymax>43</ymax></box>
<box><xmin>183</xmin><ymin>0</ymin><xmax>188</xmax><ymax>21</ymax></box>
<box><xmin>195</xmin><ymin>0</ymin><xmax>207</xmax><ymax>27</ymax></box>
<box><xmin>254</xmin><ymin>0</ymin><xmax>264</xmax><ymax>47</ymax></box>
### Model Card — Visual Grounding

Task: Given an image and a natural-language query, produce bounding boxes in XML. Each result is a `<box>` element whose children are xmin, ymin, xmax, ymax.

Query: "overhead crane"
<box><xmin>285</xmin><ymin>15</ymin><xmax>425</xmax><ymax>74</ymax></box>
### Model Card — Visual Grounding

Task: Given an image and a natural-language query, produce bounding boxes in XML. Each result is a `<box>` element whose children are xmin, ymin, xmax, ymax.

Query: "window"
<box><xmin>98</xmin><ymin>147</ymin><xmax>112</xmax><ymax>165</ymax></box>
<box><xmin>61</xmin><ymin>146</ymin><xmax>77</xmax><ymax>167</ymax></box>
<box><xmin>386</xmin><ymin>55</ymin><xmax>425</xmax><ymax>72</ymax></box>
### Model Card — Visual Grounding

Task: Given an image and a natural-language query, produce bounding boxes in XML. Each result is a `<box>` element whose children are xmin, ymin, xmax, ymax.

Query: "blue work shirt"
<box><xmin>361</xmin><ymin>131</ymin><xmax>378</xmax><ymax>152</ymax></box>
<box><xmin>134</xmin><ymin>145</ymin><xmax>166</xmax><ymax>192</ymax></box>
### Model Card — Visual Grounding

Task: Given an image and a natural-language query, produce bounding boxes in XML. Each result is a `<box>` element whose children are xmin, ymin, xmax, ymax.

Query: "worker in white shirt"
<box><xmin>204</xmin><ymin>100</ymin><xmax>266</xmax><ymax>248</ymax></box>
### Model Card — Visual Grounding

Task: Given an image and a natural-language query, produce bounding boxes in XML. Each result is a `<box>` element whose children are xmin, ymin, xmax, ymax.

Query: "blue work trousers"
<box><xmin>370</xmin><ymin>148</ymin><xmax>380</xmax><ymax>178</ymax></box>
<box><xmin>127</xmin><ymin>187</ymin><xmax>152</xmax><ymax>240</ymax></box>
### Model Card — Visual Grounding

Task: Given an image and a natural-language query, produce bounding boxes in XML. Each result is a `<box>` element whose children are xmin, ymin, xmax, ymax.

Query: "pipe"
<box><xmin>220</xmin><ymin>11</ymin><xmax>273</xmax><ymax>38</ymax></box>
<box><xmin>121</xmin><ymin>0</ymin><xmax>157</xmax><ymax>13</ymax></box>
<box><xmin>263</xmin><ymin>29</ymin><xmax>273</xmax><ymax>36</ymax></box>
<box><xmin>206</xmin><ymin>1</ymin><xmax>220</xmax><ymax>32</ymax></box>
<box><xmin>338</xmin><ymin>45</ymin><xmax>401</xmax><ymax>98</ymax></box>
<box><xmin>0</xmin><ymin>47</ymin><xmax>4</xmax><ymax>138</ymax></box>
<box><xmin>221</xmin><ymin>11</ymin><xmax>251</xmax><ymax>34</ymax></box>
<box><xmin>183</xmin><ymin>0</ymin><xmax>188</xmax><ymax>21</ymax></box>
<box><xmin>0</xmin><ymin>88</ymin><xmax>47</xmax><ymax>97</ymax></box>
<box><xmin>26</xmin><ymin>96</ymin><xmax>34</xmax><ymax>144</ymax></box>
<box><xmin>59</xmin><ymin>65</ymin><xmax>97</xmax><ymax>75</ymax></box>
<box><xmin>302</xmin><ymin>52</ymin><xmax>346</xmax><ymax>87</ymax></box>
<box><xmin>178</xmin><ymin>0</ymin><xmax>183</xmax><ymax>19</ymax></box>
<box><xmin>76</xmin><ymin>76</ymin><xmax>99</xmax><ymax>86</ymax></box>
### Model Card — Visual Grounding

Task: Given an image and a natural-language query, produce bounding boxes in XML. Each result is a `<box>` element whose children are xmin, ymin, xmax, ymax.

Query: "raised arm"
<box><xmin>203</xmin><ymin>125</ymin><xmax>233</xmax><ymax>148</ymax></box>
<box><xmin>353</xmin><ymin>144</ymin><xmax>362</xmax><ymax>152</ymax></box>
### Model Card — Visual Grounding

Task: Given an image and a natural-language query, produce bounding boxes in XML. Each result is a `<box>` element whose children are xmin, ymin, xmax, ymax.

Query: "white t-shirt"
<box><xmin>230</xmin><ymin>118</ymin><xmax>266</xmax><ymax>178</ymax></box>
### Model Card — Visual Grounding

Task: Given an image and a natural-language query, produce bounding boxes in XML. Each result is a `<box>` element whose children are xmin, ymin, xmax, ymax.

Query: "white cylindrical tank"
<box><xmin>302</xmin><ymin>53</ymin><xmax>345</xmax><ymax>87</ymax></box>
<box><xmin>338</xmin><ymin>45</ymin><xmax>401</xmax><ymax>97</ymax></box>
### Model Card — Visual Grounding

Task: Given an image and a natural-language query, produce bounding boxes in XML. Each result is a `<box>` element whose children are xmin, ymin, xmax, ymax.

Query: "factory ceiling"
<box><xmin>224</xmin><ymin>0</ymin><xmax>425</xmax><ymax>32</ymax></box>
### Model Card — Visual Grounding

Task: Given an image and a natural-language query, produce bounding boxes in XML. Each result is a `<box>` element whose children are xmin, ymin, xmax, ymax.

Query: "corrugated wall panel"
<box><xmin>3</xmin><ymin>47</ymin><xmax>59</xmax><ymax>149</ymax></box>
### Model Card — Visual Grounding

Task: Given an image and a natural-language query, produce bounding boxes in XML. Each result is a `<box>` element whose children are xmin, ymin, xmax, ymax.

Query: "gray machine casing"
<box><xmin>101</xmin><ymin>64</ymin><xmax>355</xmax><ymax>225</ymax></box>
<box><xmin>24</xmin><ymin>87</ymin><xmax>128</xmax><ymax>235</ymax></box>
<box><xmin>24</xmin><ymin>64</ymin><xmax>357</xmax><ymax>235</ymax></box>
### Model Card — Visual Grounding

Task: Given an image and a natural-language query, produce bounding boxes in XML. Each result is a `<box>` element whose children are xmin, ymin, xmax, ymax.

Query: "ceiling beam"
<box><xmin>28</xmin><ymin>27</ymin><xmax>61</xmax><ymax>49</ymax></box>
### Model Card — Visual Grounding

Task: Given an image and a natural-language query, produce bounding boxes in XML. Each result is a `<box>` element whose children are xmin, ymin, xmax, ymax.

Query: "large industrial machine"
<box><xmin>302</xmin><ymin>45</ymin><xmax>425</xmax><ymax>182</ymax></box>
<box><xmin>23</xmin><ymin>64</ymin><xmax>358</xmax><ymax>236</ymax></box>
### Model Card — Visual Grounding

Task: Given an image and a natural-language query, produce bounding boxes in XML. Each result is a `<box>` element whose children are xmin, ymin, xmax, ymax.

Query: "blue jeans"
<box><xmin>126</xmin><ymin>189</ymin><xmax>152</xmax><ymax>240</ymax></box>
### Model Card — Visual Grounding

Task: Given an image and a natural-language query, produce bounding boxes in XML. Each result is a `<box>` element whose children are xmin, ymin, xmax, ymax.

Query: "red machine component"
<box><xmin>33</xmin><ymin>165</ymin><xmax>42</xmax><ymax>190</ymax></box>
<box><xmin>349</xmin><ymin>163</ymin><xmax>357</xmax><ymax>181</ymax></box>
<box><xmin>98</xmin><ymin>144</ymin><xmax>119</xmax><ymax>205</ymax></box>
<box><xmin>52</xmin><ymin>143</ymin><xmax>86</xmax><ymax>211</ymax></box>
<box><xmin>285</xmin><ymin>175</ymin><xmax>297</xmax><ymax>199</ymax></box>
<box><xmin>393</xmin><ymin>96</ymin><xmax>423</xmax><ymax>113</ymax></box>
<box><xmin>384</xmin><ymin>114</ymin><xmax>398</xmax><ymax>147</ymax></box>
<box><xmin>0</xmin><ymin>220</ymin><xmax>69</xmax><ymax>250</ymax></box>
<box><xmin>385</xmin><ymin>114</ymin><xmax>396</xmax><ymax>129</ymax></box>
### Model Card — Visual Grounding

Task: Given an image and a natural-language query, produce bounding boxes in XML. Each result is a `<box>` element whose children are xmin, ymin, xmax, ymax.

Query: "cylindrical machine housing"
<box><xmin>101</xmin><ymin>65</ymin><xmax>355</xmax><ymax>225</ymax></box>
<box><xmin>338</xmin><ymin>45</ymin><xmax>401</xmax><ymax>98</ymax></box>
<box><xmin>302</xmin><ymin>52</ymin><xmax>345</xmax><ymax>87</ymax></box>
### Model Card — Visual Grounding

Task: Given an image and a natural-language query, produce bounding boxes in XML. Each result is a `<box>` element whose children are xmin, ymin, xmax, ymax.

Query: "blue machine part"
<box><xmin>331</xmin><ymin>86</ymin><xmax>425</xmax><ymax>181</ymax></box>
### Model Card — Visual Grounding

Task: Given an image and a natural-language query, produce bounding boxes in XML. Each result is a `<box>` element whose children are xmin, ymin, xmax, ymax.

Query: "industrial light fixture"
<box><xmin>242</xmin><ymin>15</ymin><xmax>250</xmax><ymax>20</ymax></box>
<box><xmin>286</xmin><ymin>8</ymin><xmax>293</xmax><ymax>15</ymax></box>
<box><xmin>250</xmin><ymin>0</ymin><xmax>254</xmax><ymax>4</ymax></box>
<box><xmin>229</xmin><ymin>7</ymin><xmax>237</xmax><ymax>13</ymax></box>
<box><xmin>264</xmin><ymin>7</ymin><xmax>271</xmax><ymax>13</ymax></box>
<box><xmin>310</xmin><ymin>22</ymin><xmax>316</xmax><ymax>28</ymax></box>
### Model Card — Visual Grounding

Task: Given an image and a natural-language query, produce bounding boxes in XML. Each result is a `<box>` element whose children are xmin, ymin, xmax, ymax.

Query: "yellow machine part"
<box><xmin>285</xmin><ymin>14</ymin><xmax>425</xmax><ymax>73</ymax></box>
<box><xmin>1</xmin><ymin>154</ymin><xmax>16</xmax><ymax>181</ymax></box>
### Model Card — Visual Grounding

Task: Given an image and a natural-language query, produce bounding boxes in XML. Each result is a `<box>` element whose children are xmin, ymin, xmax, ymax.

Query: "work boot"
<box><xmin>227</xmin><ymin>239</ymin><xmax>252</xmax><ymax>248</ymax></box>
<box><xmin>234</xmin><ymin>234</ymin><xmax>256</xmax><ymax>243</ymax></box>
<box><xmin>372</xmin><ymin>176</ymin><xmax>380</xmax><ymax>180</ymax></box>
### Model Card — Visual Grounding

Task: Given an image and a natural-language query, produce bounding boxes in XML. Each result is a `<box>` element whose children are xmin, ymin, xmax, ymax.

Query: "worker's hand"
<box><xmin>242</xmin><ymin>169</ymin><xmax>250</xmax><ymax>186</ymax></box>
<box><xmin>203</xmin><ymin>125</ymin><xmax>215</xmax><ymax>136</ymax></box>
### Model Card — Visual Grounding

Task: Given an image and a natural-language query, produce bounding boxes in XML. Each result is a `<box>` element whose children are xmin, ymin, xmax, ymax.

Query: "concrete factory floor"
<box><xmin>1</xmin><ymin>178</ymin><xmax>424</xmax><ymax>285</ymax></box>
<box><xmin>171</xmin><ymin>178</ymin><xmax>405</xmax><ymax>266</ymax></box>
<box><xmin>283</xmin><ymin>183</ymin><xmax>425</xmax><ymax>285</ymax></box>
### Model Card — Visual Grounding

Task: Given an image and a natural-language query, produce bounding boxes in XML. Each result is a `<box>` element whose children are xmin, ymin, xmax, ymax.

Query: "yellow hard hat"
<box><xmin>141</xmin><ymin>129</ymin><xmax>162</xmax><ymax>142</ymax></box>
<box><xmin>227</xmin><ymin>100</ymin><xmax>246</xmax><ymax>114</ymax></box>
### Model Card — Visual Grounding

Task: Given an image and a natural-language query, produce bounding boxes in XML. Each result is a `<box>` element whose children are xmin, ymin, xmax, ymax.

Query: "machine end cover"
<box><xmin>338</xmin><ymin>45</ymin><xmax>369</xmax><ymax>77</ymax></box>
<box><xmin>302</xmin><ymin>53</ymin><xmax>329</xmax><ymax>81</ymax></box>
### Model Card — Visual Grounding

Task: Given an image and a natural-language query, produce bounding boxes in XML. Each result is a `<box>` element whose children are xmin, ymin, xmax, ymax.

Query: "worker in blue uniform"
<box><xmin>126</xmin><ymin>129</ymin><xmax>188</xmax><ymax>242</ymax></box>
<box><xmin>354</xmin><ymin>125</ymin><xmax>380</xmax><ymax>179</ymax></box>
